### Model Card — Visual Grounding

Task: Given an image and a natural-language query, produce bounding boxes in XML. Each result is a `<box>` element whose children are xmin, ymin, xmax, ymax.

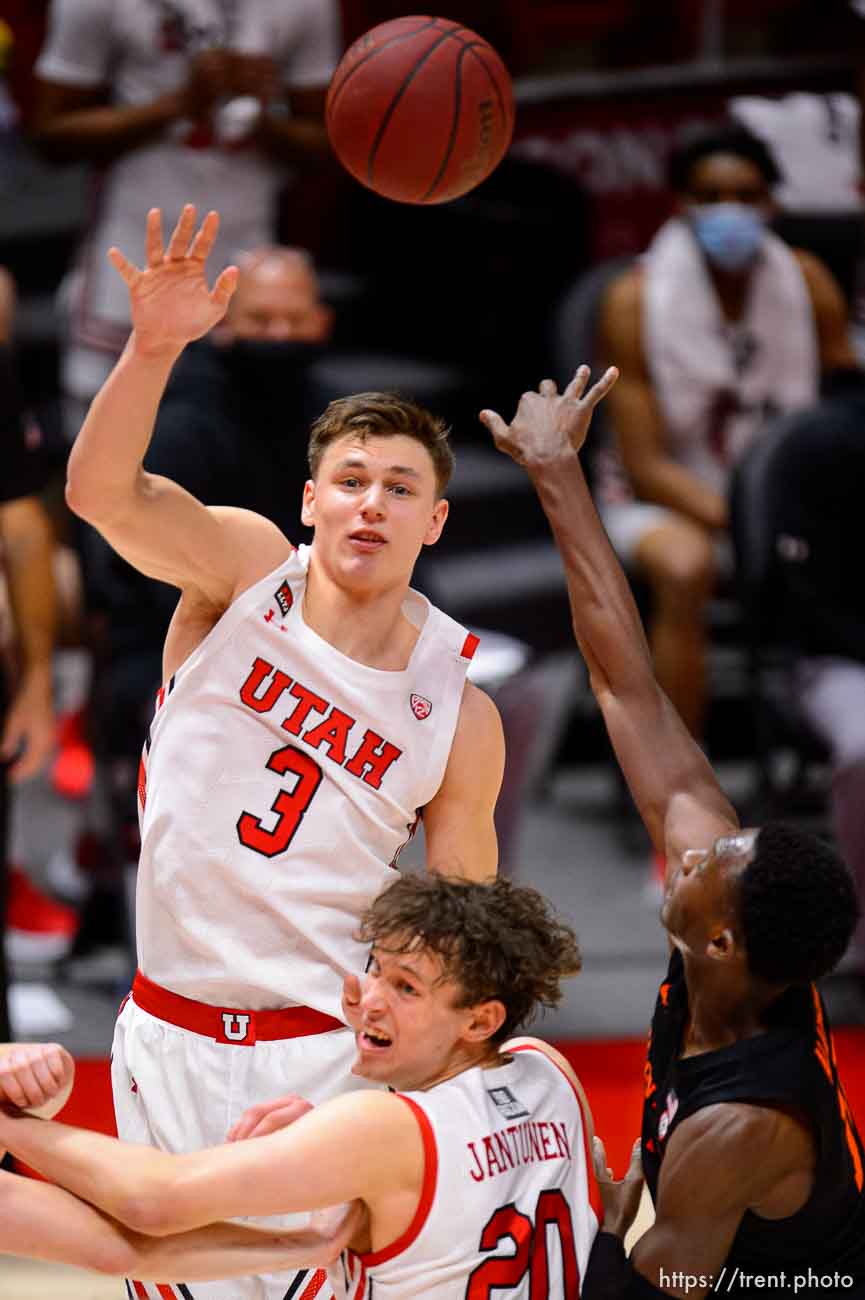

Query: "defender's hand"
<box><xmin>480</xmin><ymin>365</ymin><xmax>618</xmax><ymax>469</ymax></box>
<box><xmin>592</xmin><ymin>1136</ymin><xmax>644</xmax><ymax>1239</ymax></box>
<box><xmin>108</xmin><ymin>206</ymin><xmax>238</xmax><ymax>355</ymax></box>
<box><xmin>227</xmin><ymin>1094</ymin><xmax>313</xmax><ymax>1142</ymax></box>
<box><xmin>0</xmin><ymin>1043</ymin><xmax>74</xmax><ymax>1113</ymax></box>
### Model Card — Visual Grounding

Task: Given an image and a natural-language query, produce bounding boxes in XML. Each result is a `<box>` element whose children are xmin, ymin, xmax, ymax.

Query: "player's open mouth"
<box><xmin>349</xmin><ymin>531</ymin><xmax>386</xmax><ymax>551</ymax></box>
<box><xmin>360</xmin><ymin>1026</ymin><xmax>392</xmax><ymax>1050</ymax></box>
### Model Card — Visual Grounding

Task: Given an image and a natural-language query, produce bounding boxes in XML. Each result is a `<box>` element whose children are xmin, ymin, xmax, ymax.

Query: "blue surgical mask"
<box><xmin>690</xmin><ymin>202</ymin><xmax>767</xmax><ymax>272</ymax></box>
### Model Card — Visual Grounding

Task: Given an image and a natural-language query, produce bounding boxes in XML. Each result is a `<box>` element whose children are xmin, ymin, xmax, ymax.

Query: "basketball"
<box><xmin>325</xmin><ymin>16</ymin><xmax>515</xmax><ymax>205</ymax></box>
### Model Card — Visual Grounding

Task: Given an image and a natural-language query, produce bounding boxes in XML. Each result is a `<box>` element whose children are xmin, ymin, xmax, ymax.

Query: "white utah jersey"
<box><xmin>334</xmin><ymin>1044</ymin><xmax>598</xmax><ymax>1300</ymax></box>
<box><xmin>136</xmin><ymin>545</ymin><xmax>477</xmax><ymax>1015</ymax></box>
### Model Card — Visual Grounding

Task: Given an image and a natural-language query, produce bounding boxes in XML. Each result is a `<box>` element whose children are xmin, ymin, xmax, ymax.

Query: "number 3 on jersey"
<box><xmin>466</xmin><ymin>1188</ymin><xmax>580</xmax><ymax>1298</ymax></box>
<box><xmin>236</xmin><ymin>744</ymin><xmax>323</xmax><ymax>857</ymax></box>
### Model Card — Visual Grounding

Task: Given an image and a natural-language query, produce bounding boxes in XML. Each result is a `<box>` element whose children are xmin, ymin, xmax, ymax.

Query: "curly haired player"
<box><xmin>0</xmin><ymin>875</ymin><xmax>602</xmax><ymax>1299</ymax></box>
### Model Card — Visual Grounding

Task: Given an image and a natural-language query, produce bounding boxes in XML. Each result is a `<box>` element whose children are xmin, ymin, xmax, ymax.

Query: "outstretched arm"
<box><xmin>0</xmin><ymin>1171</ymin><xmax>360</xmax><ymax>1280</ymax></box>
<box><xmin>65</xmin><ymin>206</ymin><xmax>290</xmax><ymax>610</ymax></box>
<box><xmin>0</xmin><ymin>1089</ymin><xmax>418</xmax><ymax>1237</ymax></box>
<box><xmin>0</xmin><ymin>1044</ymin><xmax>365</xmax><ymax>1277</ymax></box>
<box><xmin>480</xmin><ymin>370</ymin><xmax>737</xmax><ymax>861</ymax></box>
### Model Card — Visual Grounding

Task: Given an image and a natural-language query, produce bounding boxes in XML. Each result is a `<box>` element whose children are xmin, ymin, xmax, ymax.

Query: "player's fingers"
<box><xmin>247</xmin><ymin>1099</ymin><xmax>312</xmax><ymax>1138</ymax></box>
<box><xmin>248</xmin><ymin>1111</ymin><xmax>292</xmax><ymax>1138</ymax></box>
<box><xmin>227</xmin><ymin>1100</ymin><xmax>270</xmax><ymax>1142</ymax></box>
<box><xmin>144</xmin><ymin>208</ymin><xmax>165</xmax><ymax>267</ymax></box>
<box><xmin>189</xmin><ymin>209</ymin><xmax>220</xmax><ymax>262</ymax></box>
<box><xmin>627</xmin><ymin>1137</ymin><xmax>643</xmax><ymax>1178</ymax></box>
<box><xmin>538</xmin><ymin>378</ymin><xmax>558</xmax><ymax>397</ymax></box>
<box><xmin>26</xmin><ymin>1042</ymin><xmax>63</xmax><ymax>1081</ymax></box>
<box><xmin>166</xmin><ymin>204</ymin><xmax>197</xmax><ymax>260</ymax></box>
<box><xmin>0</xmin><ymin>1053</ymin><xmax>42</xmax><ymax>1108</ymax></box>
<box><xmin>107</xmin><ymin>247</ymin><xmax>140</xmax><ymax>288</ymax></box>
<box><xmin>563</xmin><ymin>364</ymin><xmax>591</xmax><ymax>401</ymax></box>
<box><xmin>478</xmin><ymin>409</ymin><xmax>510</xmax><ymax>444</ymax></box>
<box><xmin>0</xmin><ymin>1056</ymin><xmax>29</xmax><ymax>1108</ymax></box>
<box><xmin>210</xmin><ymin>265</ymin><xmax>239</xmax><ymax>310</ymax></box>
<box><xmin>590</xmin><ymin>1135</ymin><xmax>612</xmax><ymax>1182</ymax></box>
<box><xmin>227</xmin><ymin>1115</ymin><xmax>255</xmax><ymax>1142</ymax></box>
<box><xmin>584</xmin><ymin>365</ymin><xmax>619</xmax><ymax>408</ymax></box>
<box><xmin>343</xmin><ymin>973</ymin><xmax>362</xmax><ymax>1005</ymax></box>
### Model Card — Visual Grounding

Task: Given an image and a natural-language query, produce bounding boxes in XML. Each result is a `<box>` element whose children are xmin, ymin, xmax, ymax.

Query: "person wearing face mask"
<box><xmin>595</xmin><ymin>122</ymin><xmax>857</xmax><ymax>765</ymax></box>
<box><xmin>74</xmin><ymin>245</ymin><xmax>335</xmax><ymax>972</ymax></box>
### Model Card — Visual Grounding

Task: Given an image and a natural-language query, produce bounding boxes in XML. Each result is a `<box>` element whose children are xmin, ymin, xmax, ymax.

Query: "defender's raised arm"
<box><xmin>481</xmin><ymin>368</ymin><xmax>737</xmax><ymax>864</ymax></box>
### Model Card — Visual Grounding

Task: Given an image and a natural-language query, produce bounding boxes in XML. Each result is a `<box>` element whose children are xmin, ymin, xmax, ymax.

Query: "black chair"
<box><xmin>728</xmin><ymin>414</ymin><xmax>830</xmax><ymax>816</ymax></box>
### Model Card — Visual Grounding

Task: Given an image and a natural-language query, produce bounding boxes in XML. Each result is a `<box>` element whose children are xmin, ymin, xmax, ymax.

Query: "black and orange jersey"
<box><xmin>643</xmin><ymin>949</ymin><xmax>865</xmax><ymax>1288</ymax></box>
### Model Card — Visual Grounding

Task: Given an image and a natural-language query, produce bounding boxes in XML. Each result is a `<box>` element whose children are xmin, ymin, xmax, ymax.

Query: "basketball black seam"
<box><xmin>367</xmin><ymin>28</ymin><xmax>469</xmax><ymax>188</ymax></box>
<box><xmin>421</xmin><ymin>43</ymin><xmax>470</xmax><ymax>202</ymax></box>
<box><xmin>464</xmin><ymin>43</ymin><xmax>511</xmax><ymax>125</ymax></box>
<box><xmin>327</xmin><ymin>17</ymin><xmax>440</xmax><ymax>119</ymax></box>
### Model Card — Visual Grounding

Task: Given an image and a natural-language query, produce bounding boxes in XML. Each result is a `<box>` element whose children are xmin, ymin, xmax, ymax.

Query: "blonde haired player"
<box><xmin>65</xmin><ymin>205</ymin><xmax>505</xmax><ymax>1300</ymax></box>
<box><xmin>0</xmin><ymin>877</ymin><xmax>628</xmax><ymax>1298</ymax></box>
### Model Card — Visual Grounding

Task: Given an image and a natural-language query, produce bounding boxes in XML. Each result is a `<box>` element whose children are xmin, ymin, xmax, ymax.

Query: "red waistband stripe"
<box><xmin>131</xmin><ymin>970</ymin><xmax>345</xmax><ymax>1045</ymax></box>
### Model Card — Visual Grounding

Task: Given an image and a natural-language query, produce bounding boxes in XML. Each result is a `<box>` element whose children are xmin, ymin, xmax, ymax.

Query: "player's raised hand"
<box><xmin>480</xmin><ymin>366</ymin><xmax>618</xmax><ymax>468</ymax></box>
<box><xmin>227</xmin><ymin>1093</ymin><xmax>313</xmax><ymax>1142</ymax></box>
<box><xmin>0</xmin><ymin>1042</ymin><xmax>74</xmax><ymax>1114</ymax></box>
<box><xmin>591</xmin><ymin>1135</ymin><xmax>644</xmax><ymax>1239</ymax></box>
<box><xmin>107</xmin><ymin>206</ymin><xmax>239</xmax><ymax>355</ymax></box>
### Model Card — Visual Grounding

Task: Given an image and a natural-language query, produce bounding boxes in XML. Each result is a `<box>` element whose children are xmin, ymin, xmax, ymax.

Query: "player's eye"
<box><xmin>389</xmin><ymin>483</ymin><xmax>411</xmax><ymax>496</ymax></box>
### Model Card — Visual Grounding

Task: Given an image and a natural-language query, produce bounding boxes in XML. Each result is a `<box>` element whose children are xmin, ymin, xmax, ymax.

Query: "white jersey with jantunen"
<box><xmin>334</xmin><ymin>1043</ymin><xmax>598</xmax><ymax>1300</ymax></box>
<box><xmin>135</xmin><ymin>544</ymin><xmax>477</xmax><ymax>1016</ymax></box>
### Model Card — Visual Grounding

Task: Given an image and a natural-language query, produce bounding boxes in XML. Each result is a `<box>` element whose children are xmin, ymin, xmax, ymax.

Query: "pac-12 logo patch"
<box><xmin>274</xmin><ymin>581</ymin><xmax>293</xmax><ymax>617</ymax></box>
<box><xmin>410</xmin><ymin>694</ymin><xmax>432</xmax><ymax>720</ymax></box>
<box><xmin>487</xmin><ymin>1085</ymin><xmax>529</xmax><ymax>1120</ymax></box>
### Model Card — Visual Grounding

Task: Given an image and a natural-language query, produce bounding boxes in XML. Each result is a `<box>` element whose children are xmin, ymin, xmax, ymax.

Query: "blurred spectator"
<box><xmin>29</xmin><ymin>0</ymin><xmax>341</xmax><ymax>440</ymax></box>
<box><xmin>596</xmin><ymin>121</ymin><xmax>857</xmax><ymax>742</ymax></box>
<box><xmin>765</xmin><ymin>396</ymin><xmax>865</xmax><ymax>974</ymax></box>
<box><xmin>78</xmin><ymin>245</ymin><xmax>334</xmax><ymax>965</ymax></box>
<box><xmin>0</xmin><ymin>266</ymin><xmax>60</xmax><ymax>1032</ymax></box>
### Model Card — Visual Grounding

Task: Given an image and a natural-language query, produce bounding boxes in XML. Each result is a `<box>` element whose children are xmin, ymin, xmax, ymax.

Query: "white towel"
<box><xmin>643</xmin><ymin>216</ymin><xmax>819</xmax><ymax>495</ymax></box>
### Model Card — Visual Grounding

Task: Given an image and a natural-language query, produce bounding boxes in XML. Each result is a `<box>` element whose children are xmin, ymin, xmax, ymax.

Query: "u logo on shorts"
<box><xmin>221</xmin><ymin>1012</ymin><xmax>252</xmax><ymax>1043</ymax></box>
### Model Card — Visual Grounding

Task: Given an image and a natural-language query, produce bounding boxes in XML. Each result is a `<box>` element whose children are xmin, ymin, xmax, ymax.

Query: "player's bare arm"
<box><xmin>628</xmin><ymin>1103</ymin><xmax>814</xmax><ymax>1298</ymax></box>
<box><xmin>599</xmin><ymin>270</ymin><xmax>727</xmax><ymax>531</ymax></box>
<box><xmin>65</xmin><ymin>207</ymin><xmax>292</xmax><ymax>612</ymax></box>
<box><xmin>0</xmin><ymin>1089</ymin><xmax>421</xmax><ymax>1252</ymax></box>
<box><xmin>423</xmin><ymin>682</ymin><xmax>504</xmax><ymax>880</ymax></box>
<box><xmin>0</xmin><ymin>1043</ymin><xmax>367</xmax><ymax>1278</ymax></box>
<box><xmin>481</xmin><ymin>369</ymin><xmax>737</xmax><ymax>863</ymax></box>
<box><xmin>0</xmin><ymin>1172</ymin><xmax>362</xmax><ymax>1280</ymax></box>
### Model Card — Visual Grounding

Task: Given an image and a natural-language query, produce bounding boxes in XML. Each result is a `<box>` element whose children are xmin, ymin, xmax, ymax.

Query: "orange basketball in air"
<box><xmin>326</xmin><ymin>15</ymin><xmax>515</xmax><ymax>205</ymax></box>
